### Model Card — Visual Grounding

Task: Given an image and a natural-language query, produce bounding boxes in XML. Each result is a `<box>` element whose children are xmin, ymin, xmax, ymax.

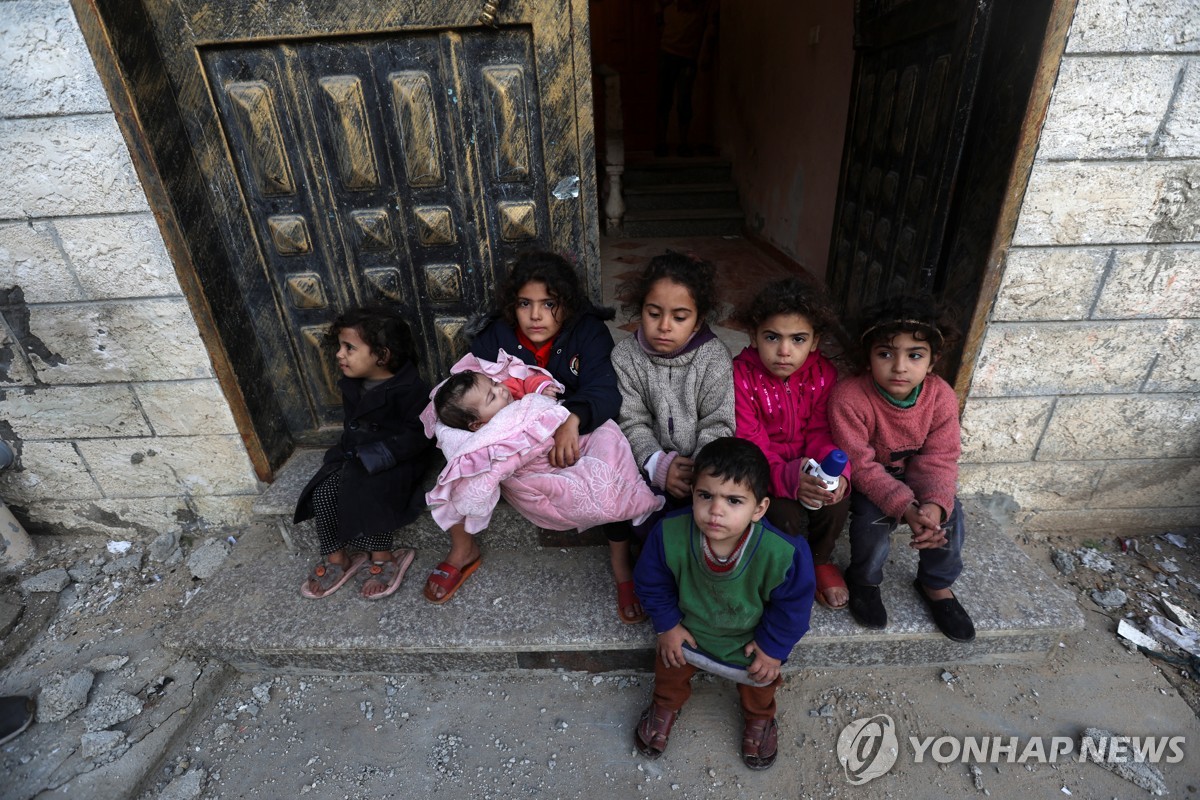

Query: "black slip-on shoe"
<box><xmin>913</xmin><ymin>580</ymin><xmax>976</xmax><ymax>643</ymax></box>
<box><xmin>848</xmin><ymin>583</ymin><xmax>887</xmax><ymax>629</ymax></box>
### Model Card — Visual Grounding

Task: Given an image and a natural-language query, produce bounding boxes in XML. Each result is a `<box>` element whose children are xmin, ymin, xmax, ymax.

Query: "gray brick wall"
<box><xmin>961</xmin><ymin>0</ymin><xmax>1200</xmax><ymax>534</ymax></box>
<box><xmin>0</xmin><ymin>0</ymin><xmax>258</xmax><ymax>539</ymax></box>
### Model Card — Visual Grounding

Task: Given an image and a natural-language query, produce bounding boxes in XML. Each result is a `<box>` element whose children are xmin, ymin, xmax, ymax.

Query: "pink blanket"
<box><xmin>421</xmin><ymin>352</ymin><xmax>664</xmax><ymax>534</ymax></box>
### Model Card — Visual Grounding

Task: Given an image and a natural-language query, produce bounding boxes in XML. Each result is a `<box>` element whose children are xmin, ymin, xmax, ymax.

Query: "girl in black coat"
<box><xmin>295</xmin><ymin>307</ymin><xmax>434</xmax><ymax>600</ymax></box>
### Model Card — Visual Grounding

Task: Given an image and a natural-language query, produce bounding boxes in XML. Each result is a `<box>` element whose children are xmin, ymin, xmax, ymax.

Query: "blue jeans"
<box><xmin>846</xmin><ymin>491</ymin><xmax>965</xmax><ymax>590</ymax></box>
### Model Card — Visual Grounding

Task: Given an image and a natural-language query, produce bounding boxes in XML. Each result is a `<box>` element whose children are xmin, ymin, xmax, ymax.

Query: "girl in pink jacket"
<box><xmin>732</xmin><ymin>279</ymin><xmax>851</xmax><ymax>610</ymax></box>
<box><xmin>829</xmin><ymin>293</ymin><xmax>974</xmax><ymax>643</ymax></box>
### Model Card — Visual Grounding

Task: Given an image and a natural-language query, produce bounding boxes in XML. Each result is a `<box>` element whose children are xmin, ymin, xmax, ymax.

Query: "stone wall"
<box><xmin>960</xmin><ymin>0</ymin><xmax>1200</xmax><ymax>534</ymax></box>
<box><xmin>0</xmin><ymin>0</ymin><xmax>260</xmax><ymax>539</ymax></box>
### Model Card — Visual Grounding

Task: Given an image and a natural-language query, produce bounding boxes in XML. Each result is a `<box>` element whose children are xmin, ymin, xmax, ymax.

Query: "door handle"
<box><xmin>479</xmin><ymin>0</ymin><xmax>501</xmax><ymax>27</ymax></box>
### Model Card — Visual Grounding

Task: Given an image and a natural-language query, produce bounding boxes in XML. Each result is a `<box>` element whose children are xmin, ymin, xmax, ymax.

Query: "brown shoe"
<box><xmin>741</xmin><ymin>717</ymin><xmax>779</xmax><ymax>770</ymax></box>
<box><xmin>634</xmin><ymin>702</ymin><xmax>678</xmax><ymax>759</ymax></box>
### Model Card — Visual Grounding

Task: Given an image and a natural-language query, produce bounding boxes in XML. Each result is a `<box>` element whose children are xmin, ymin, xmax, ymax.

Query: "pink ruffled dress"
<box><xmin>421</xmin><ymin>351</ymin><xmax>664</xmax><ymax>534</ymax></box>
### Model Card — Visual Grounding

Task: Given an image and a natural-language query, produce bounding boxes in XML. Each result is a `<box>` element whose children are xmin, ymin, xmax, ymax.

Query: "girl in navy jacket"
<box><xmin>423</xmin><ymin>251</ymin><xmax>624</xmax><ymax>606</ymax></box>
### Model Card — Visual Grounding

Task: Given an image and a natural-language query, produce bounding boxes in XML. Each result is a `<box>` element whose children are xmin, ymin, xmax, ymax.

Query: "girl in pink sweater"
<box><xmin>732</xmin><ymin>278</ymin><xmax>851</xmax><ymax>610</ymax></box>
<box><xmin>829</xmin><ymin>294</ymin><xmax>974</xmax><ymax>643</ymax></box>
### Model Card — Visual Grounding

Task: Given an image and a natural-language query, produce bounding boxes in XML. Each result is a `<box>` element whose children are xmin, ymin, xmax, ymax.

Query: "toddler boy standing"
<box><xmin>633</xmin><ymin>437</ymin><xmax>815</xmax><ymax>769</ymax></box>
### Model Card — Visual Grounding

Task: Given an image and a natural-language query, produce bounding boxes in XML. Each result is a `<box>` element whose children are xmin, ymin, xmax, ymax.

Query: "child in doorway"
<box><xmin>611</xmin><ymin>251</ymin><xmax>735</xmax><ymax>622</ymax></box>
<box><xmin>423</xmin><ymin>250</ymin><xmax>623</xmax><ymax>605</ymax></box>
<box><xmin>294</xmin><ymin>306</ymin><xmax>434</xmax><ymax>600</ymax></box>
<box><xmin>829</xmin><ymin>293</ymin><xmax>974</xmax><ymax>642</ymax></box>
<box><xmin>633</xmin><ymin>437</ymin><xmax>815</xmax><ymax>770</ymax></box>
<box><xmin>423</xmin><ymin>355</ymin><xmax>661</xmax><ymax>538</ymax></box>
<box><xmin>732</xmin><ymin>278</ymin><xmax>851</xmax><ymax>609</ymax></box>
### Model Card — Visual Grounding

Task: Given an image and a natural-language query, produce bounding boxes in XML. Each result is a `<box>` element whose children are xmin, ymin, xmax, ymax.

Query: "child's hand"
<box><xmin>657</xmin><ymin>623</ymin><xmax>697</xmax><ymax>668</ymax></box>
<box><xmin>542</xmin><ymin>385</ymin><xmax>561</xmax><ymax>398</ymax></box>
<box><xmin>665</xmin><ymin>456</ymin><xmax>694</xmax><ymax>499</ymax></box>
<box><xmin>796</xmin><ymin>473</ymin><xmax>835</xmax><ymax>508</ymax></box>
<box><xmin>906</xmin><ymin>503</ymin><xmax>948</xmax><ymax>549</ymax></box>
<box><xmin>743</xmin><ymin>640</ymin><xmax>782</xmax><ymax>684</ymax></box>
<box><xmin>830</xmin><ymin>475</ymin><xmax>849</xmax><ymax>504</ymax></box>
<box><xmin>550</xmin><ymin>414</ymin><xmax>581</xmax><ymax>468</ymax></box>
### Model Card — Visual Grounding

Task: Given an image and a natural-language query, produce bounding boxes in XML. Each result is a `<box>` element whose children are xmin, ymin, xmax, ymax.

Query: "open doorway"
<box><xmin>591</xmin><ymin>0</ymin><xmax>1065</xmax><ymax>386</ymax></box>
<box><xmin>590</xmin><ymin>1</ymin><xmax>853</xmax><ymax>274</ymax></box>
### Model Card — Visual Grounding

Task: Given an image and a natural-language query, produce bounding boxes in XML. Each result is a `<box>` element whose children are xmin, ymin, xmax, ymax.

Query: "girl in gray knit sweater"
<box><xmin>610</xmin><ymin>251</ymin><xmax>736</xmax><ymax>622</ymax></box>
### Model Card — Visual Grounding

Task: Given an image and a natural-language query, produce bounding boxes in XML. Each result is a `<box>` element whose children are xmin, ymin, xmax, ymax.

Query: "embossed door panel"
<box><xmin>827</xmin><ymin>0</ymin><xmax>993</xmax><ymax>318</ymax></box>
<box><xmin>131</xmin><ymin>0</ymin><xmax>597</xmax><ymax>444</ymax></box>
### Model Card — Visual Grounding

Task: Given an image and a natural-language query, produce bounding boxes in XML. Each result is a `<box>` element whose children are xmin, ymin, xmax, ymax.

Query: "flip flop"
<box><xmin>813</xmin><ymin>563</ymin><xmax>848</xmax><ymax>610</ymax></box>
<box><xmin>300</xmin><ymin>552</ymin><xmax>369</xmax><ymax>599</ymax></box>
<box><xmin>360</xmin><ymin>548</ymin><xmax>417</xmax><ymax>601</ymax></box>
<box><xmin>616</xmin><ymin>579</ymin><xmax>648</xmax><ymax>624</ymax></box>
<box><xmin>423</xmin><ymin>557</ymin><xmax>482</xmax><ymax>605</ymax></box>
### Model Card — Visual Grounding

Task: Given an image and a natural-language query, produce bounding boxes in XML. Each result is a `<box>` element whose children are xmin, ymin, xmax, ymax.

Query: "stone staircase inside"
<box><xmin>167</xmin><ymin>450</ymin><xmax>1084</xmax><ymax>675</ymax></box>
<box><xmin>619</xmin><ymin>156</ymin><xmax>745</xmax><ymax>238</ymax></box>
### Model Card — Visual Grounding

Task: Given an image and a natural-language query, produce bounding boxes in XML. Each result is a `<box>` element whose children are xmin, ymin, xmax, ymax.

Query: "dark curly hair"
<box><xmin>734</xmin><ymin>277</ymin><xmax>839</xmax><ymax>337</ymax></box>
<box><xmin>497</xmin><ymin>251</ymin><xmax>585</xmax><ymax>331</ymax></box>
<box><xmin>324</xmin><ymin>305</ymin><xmax>418</xmax><ymax>372</ymax></box>
<box><xmin>618</xmin><ymin>250</ymin><xmax>718</xmax><ymax>322</ymax></box>
<box><xmin>434</xmin><ymin>371</ymin><xmax>483</xmax><ymax>430</ymax></box>
<box><xmin>693</xmin><ymin>437</ymin><xmax>770</xmax><ymax>503</ymax></box>
<box><xmin>850</xmin><ymin>292</ymin><xmax>960</xmax><ymax>373</ymax></box>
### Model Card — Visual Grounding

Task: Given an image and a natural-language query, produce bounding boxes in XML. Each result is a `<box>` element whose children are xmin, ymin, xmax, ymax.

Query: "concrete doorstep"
<box><xmin>168</xmin><ymin>498</ymin><xmax>1083</xmax><ymax>675</ymax></box>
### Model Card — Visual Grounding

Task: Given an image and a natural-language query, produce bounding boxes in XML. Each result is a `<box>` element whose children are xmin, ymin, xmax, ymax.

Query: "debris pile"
<box><xmin>1051</xmin><ymin>531</ymin><xmax>1200</xmax><ymax>686</ymax></box>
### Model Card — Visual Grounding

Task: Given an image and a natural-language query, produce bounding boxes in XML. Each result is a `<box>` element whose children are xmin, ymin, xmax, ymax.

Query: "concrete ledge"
<box><xmin>168</xmin><ymin>501</ymin><xmax>1083</xmax><ymax>674</ymax></box>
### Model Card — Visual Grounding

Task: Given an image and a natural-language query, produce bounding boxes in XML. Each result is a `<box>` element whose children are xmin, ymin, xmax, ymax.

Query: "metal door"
<box><xmin>143</xmin><ymin>0</ymin><xmax>597</xmax><ymax>440</ymax></box>
<box><xmin>827</xmin><ymin>0</ymin><xmax>993</xmax><ymax>318</ymax></box>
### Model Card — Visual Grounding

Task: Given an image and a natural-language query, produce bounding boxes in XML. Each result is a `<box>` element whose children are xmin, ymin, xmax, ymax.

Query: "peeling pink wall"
<box><xmin>716</xmin><ymin>0</ymin><xmax>854</xmax><ymax>278</ymax></box>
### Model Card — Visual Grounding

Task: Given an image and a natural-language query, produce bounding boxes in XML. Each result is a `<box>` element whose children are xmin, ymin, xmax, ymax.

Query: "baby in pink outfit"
<box><xmin>434</xmin><ymin>370</ymin><xmax>559</xmax><ymax>432</ymax></box>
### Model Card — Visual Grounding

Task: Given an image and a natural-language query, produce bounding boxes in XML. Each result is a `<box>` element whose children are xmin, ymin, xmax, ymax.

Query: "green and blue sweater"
<box><xmin>634</xmin><ymin>507</ymin><xmax>816</xmax><ymax>665</ymax></box>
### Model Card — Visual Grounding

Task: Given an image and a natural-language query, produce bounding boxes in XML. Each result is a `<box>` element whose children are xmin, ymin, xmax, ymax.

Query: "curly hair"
<box><xmin>850</xmin><ymin>292</ymin><xmax>961</xmax><ymax>372</ymax></box>
<box><xmin>433</xmin><ymin>371</ymin><xmax>483</xmax><ymax>430</ymax></box>
<box><xmin>734</xmin><ymin>277</ymin><xmax>839</xmax><ymax>337</ymax></box>
<box><xmin>618</xmin><ymin>250</ymin><xmax>719</xmax><ymax>322</ymax></box>
<box><xmin>324</xmin><ymin>305</ymin><xmax>418</xmax><ymax>372</ymax></box>
<box><xmin>496</xmin><ymin>251</ymin><xmax>585</xmax><ymax>331</ymax></box>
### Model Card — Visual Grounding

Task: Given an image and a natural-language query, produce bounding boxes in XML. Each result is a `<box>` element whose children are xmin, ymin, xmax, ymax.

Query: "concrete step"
<box><xmin>167</xmin><ymin>500</ymin><xmax>1083</xmax><ymax>675</ymax></box>
<box><xmin>622</xmin><ymin>208</ymin><xmax>744</xmax><ymax>238</ymax></box>
<box><xmin>622</xmin><ymin>158</ymin><xmax>733</xmax><ymax>187</ymax></box>
<box><xmin>622</xmin><ymin>182</ymin><xmax>740</xmax><ymax>212</ymax></box>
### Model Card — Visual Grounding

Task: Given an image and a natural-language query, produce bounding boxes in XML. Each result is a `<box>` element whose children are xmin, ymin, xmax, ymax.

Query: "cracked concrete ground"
<box><xmin>1</xmin><ymin>524</ymin><xmax>1199</xmax><ymax>799</ymax></box>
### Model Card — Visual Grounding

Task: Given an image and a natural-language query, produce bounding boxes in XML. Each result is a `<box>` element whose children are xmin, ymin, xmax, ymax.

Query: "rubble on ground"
<box><xmin>1047</xmin><ymin>530</ymin><xmax>1200</xmax><ymax>703</ymax></box>
<box><xmin>1078</xmin><ymin>727</ymin><xmax>1168</xmax><ymax>796</ymax></box>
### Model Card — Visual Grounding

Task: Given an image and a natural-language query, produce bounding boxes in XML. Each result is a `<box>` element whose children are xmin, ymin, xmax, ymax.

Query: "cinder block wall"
<box><xmin>0</xmin><ymin>0</ymin><xmax>260</xmax><ymax>539</ymax></box>
<box><xmin>960</xmin><ymin>0</ymin><xmax>1200</xmax><ymax>535</ymax></box>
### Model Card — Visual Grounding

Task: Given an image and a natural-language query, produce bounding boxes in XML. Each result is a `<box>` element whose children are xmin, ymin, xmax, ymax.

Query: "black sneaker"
<box><xmin>848</xmin><ymin>584</ymin><xmax>887</xmax><ymax>629</ymax></box>
<box><xmin>913</xmin><ymin>580</ymin><xmax>976</xmax><ymax>642</ymax></box>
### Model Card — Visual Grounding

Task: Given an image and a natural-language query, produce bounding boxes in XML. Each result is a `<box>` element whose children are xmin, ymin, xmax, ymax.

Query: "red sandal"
<box><xmin>615</xmin><ymin>580</ymin><xmax>648</xmax><ymax>624</ymax></box>
<box><xmin>814</xmin><ymin>563</ymin><xmax>849</xmax><ymax>609</ymax></box>
<box><xmin>422</xmin><ymin>557</ymin><xmax>482</xmax><ymax>605</ymax></box>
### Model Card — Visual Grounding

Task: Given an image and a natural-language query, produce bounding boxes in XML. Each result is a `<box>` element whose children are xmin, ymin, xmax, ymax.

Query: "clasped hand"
<box><xmin>904</xmin><ymin>502</ymin><xmax>948</xmax><ymax>549</ymax></box>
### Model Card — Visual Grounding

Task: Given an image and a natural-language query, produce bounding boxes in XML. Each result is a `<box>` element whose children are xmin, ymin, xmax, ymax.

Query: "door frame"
<box><xmin>951</xmin><ymin>0</ymin><xmax>1078</xmax><ymax>401</ymax></box>
<box><xmin>71</xmin><ymin>0</ymin><xmax>599</xmax><ymax>479</ymax></box>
